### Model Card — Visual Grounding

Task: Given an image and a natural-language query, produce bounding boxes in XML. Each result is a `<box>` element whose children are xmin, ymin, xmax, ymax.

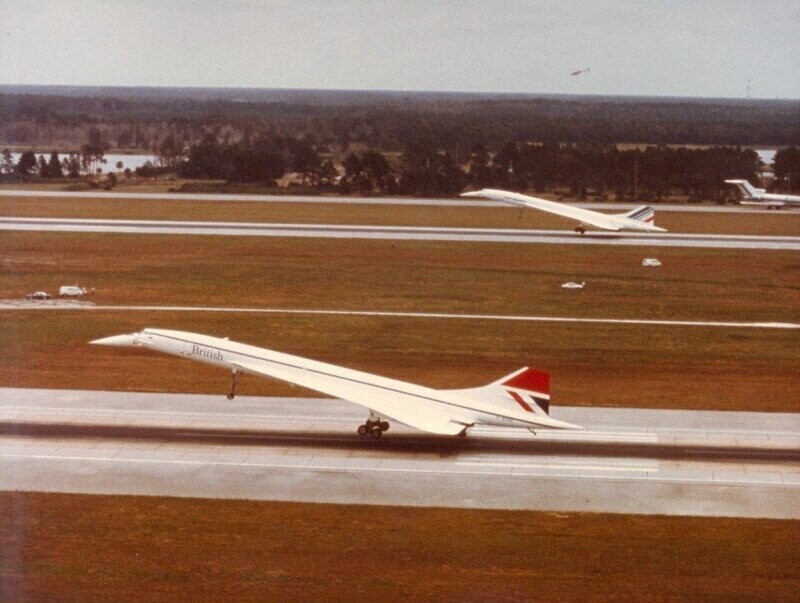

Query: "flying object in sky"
<box><xmin>91</xmin><ymin>329</ymin><xmax>581</xmax><ymax>438</ymax></box>
<box><xmin>570</xmin><ymin>68</ymin><xmax>590</xmax><ymax>76</ymax></box>
<box><xmin>724</xmin><ymin>179</ymin><xmax>800</xmax><ymax>209</ymax></box>
<box><xmin>461</xmin><ymin>189</ymin><xmax>666</xmax><ymax>234</ymax></box>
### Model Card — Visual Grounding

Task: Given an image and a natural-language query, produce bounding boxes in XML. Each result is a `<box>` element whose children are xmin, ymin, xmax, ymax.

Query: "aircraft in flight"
<box><xmin>461</xmin><ymin>188</ymin><xmax>666</xmax><ymax>234</ymax></box>
<box><xmin>570</xmin><ymin>67</ymin><xmax>590</xmax><ymax>76</ymax></box>
<box><xmin>91</xmin><ymin>328</ymin><xmax>581</xmax><ymax>438</ymax></box>
<box><xmin>724</xmin><ymin>179</ymin><xmax>800</xmax><ymax>209</ymax></box>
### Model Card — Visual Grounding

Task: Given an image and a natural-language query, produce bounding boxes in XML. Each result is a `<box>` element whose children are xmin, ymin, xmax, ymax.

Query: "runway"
<box><xmin>1</xmin><ymin>388</ymin><xmax>797</xmax><ymax>518</ymax></box>
<box><xmin>3</xmin><ymin>217</ymin><xmax>799</xmax><ymax>249</ymax></box>
<box><xmin>2</xmin><ymin>300</ymin><xmax>798</xmax><ymax>330</ymax></box>
<box><xmin>0</xmin><ymin>188</ymin><xmax>778</xmax><ymax>212</ymax></box>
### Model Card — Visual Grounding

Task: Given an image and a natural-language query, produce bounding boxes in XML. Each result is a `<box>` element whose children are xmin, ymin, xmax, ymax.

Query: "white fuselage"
<box><xmin>107</xmin><ymin>328</ymin><xmax>566</xmax><ymax>431</ymax></box>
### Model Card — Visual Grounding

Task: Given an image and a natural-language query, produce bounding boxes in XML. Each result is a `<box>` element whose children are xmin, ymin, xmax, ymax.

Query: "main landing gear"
<box><xmin>574</xmin><ymin>226</ymin><xmax>586</xmax><ymax>235</ymax></box>
<box><xmin>226</xmin><ymin>369</ymin><xmax>240</xmax><ymax>400</ymax></box>
<box><xmin>357</xmin><ymin>418</ymin><xmax>390</xmax><ymax>439</ymax></box>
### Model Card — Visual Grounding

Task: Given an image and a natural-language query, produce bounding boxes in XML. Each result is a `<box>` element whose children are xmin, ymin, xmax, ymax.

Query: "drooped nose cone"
<box><xmin>459</xmin><ymin>190</ymin><xmax>486</xmax><ymax>198</ymax></box>
<box><xmin>90</xmin><ymin>333</ymin><xmax>140</xmax><ymax>347</ymax></box>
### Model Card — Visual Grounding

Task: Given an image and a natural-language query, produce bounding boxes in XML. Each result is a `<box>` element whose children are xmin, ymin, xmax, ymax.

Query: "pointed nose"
<box><xmin>459</xmin><ymin>190</ymin><xmax>485</xmax><ymax>198</ymax></box>
<box><xmin>90</xmin><ymin>333</ymin><xmax>140</xmax><ymax>347</ymax></box>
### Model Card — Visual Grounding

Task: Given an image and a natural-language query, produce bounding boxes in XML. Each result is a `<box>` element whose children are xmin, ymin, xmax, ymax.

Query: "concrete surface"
<box><xmin>1</xmin><ymin>388</ymin><xmax>798</xmax><ymax>518</ymax></box>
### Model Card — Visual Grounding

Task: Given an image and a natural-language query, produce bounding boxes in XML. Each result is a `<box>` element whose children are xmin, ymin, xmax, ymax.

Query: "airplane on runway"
<box><xmin>91</xmin><ymin>328</ymin><xmax>581</xmax><ymax>438</ymax></box>
<box><xmin>461</xmin><ymin>188</ymin><xmax>666</xmax><ymax>234</ymax></box>
<box><xmin>724</xmin><ymin>179</ymin><xmax>800</xmax><ymax>209</ymax></box>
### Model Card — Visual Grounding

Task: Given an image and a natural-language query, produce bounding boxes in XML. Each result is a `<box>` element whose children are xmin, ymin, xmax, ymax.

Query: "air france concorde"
<box><xmin>461</xmin><ymin>188</ymin><xmax>666</xmax><ymax>234</ymax></box>
<box><xmin>91</xmin><ymin>328</ymin><xmax>581</xmax><ymax>438</ymax></box>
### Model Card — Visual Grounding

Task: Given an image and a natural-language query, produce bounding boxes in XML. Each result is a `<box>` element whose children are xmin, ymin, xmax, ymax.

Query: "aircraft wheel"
<box><xmin>379</xmin><ymin>421</ymin><xmax>390</xmax><ymax>432</ymax></box>
<box><xmin>370</xmin><ymin>426</ymin><xmax>382</xmax><ymax>439</ymax></box>
<box><xmin>357</xmin><ymin>425</ymin><xmax>368</xmax><ymax>437</ymax></box>
<box><xmin>226</xmin><ymin>393</ymin><xmax>234</xmax><ymax>400</ymax></box>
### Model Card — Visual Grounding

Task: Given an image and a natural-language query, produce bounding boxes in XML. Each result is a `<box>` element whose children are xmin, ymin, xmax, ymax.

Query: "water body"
<box><xmin>5</xmin><ymin>149</ymin><xmax>778</xmax><ymax>173</ymax></box>
<box><xmin>7</xmin><ymin>152</ymin><xmax>157</xmax><ymax>173</ymax></box>
<box><xmin>756</xmin><ymin>149</ymin><xmax>776</xmax><ymax>165</ymax></box>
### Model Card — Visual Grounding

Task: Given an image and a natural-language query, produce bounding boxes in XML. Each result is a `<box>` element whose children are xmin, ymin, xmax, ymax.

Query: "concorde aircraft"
<box><xmin>91</xmin><ymin>328</ymin><xmax>581</xmax><ymax>438</ymax></box>
<box><xmin>460</xmin><ymin>188</ymin><xmax>666</xmax><ymax>234</ymax></box>
<box><xmin>724</xmin><ymin>179</ymin><xmax>800</xmax><ymax>209</ymax></box>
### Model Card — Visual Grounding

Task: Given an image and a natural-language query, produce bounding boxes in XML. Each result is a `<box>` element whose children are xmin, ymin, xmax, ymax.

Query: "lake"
<box><xmin>7</xmin><ymin>152</ymin><xmax>158</xmax><ymax>173</ymax></box>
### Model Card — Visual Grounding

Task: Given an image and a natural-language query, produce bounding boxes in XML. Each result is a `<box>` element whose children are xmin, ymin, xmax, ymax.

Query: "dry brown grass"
<box><xmin>3</xmin><ymin>194</ymin><xmax>800</xmax><ymax>235</ymax></box>
<box><xmin>1</xmin><ymin>309</ymin><xmax>798</xmax><ymax>412</ymax></box>
<box><xmin>1</xmin><ymin>492</ymin><xmax>797</xmax><ymax>600</ymax></box>
<box><xmin>1</xmin><ymin>232</ymin><xmax>798</xmax><ymax>411</ymax></box>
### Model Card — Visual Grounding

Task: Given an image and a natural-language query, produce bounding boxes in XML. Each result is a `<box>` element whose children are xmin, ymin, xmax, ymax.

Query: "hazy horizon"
<box><xmin>2</xmin><ymin>1</ymin><xmax>799</xmax><ymax>99</ymax></box>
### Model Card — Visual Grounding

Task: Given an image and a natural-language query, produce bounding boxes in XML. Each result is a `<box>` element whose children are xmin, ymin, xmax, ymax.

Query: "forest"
<box><xmin>2</xmin><ymin>85</ymin><xmax>799</xmax><ymax>152</ymax></box>
<box><xmin>1</xmin><ymin>86</ymin><xmax>798</xmax><ymax>200</ymax></box>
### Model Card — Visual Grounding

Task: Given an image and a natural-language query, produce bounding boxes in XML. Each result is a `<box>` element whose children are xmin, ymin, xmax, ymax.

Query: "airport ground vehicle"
<box><xmin>26</xmin><ymin>291</ymin><xmax>51</xmax><ymax>300</ymax></box>
<box><xmin>59</xmin><ymin>285</ymin><xmax>87</xmax><ymax>297</ymax></box>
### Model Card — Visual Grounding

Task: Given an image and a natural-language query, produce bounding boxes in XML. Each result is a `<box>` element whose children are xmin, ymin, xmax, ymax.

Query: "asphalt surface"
<box><xmin>0</xmin><ymin>188</ymin><xmax>780</xmax><ymax>212</ymax></box>
<box><xmin>3</xmin><ymin>217</ymin><xmax>799</xmax><ymax>249</ymax></box>
<box><xmin>2</xmin><ymin>388</ymin><xmax>797</xmax><ymax>518</ymax></box>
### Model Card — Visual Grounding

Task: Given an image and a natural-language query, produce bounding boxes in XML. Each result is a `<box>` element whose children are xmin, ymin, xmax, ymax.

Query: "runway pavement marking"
<box><xmin>0</xmin><ymin>188</ymin><xmax>779</xmax><ymax>212</ymax></box>
<box><xmin>3</xmin><ymin>217</ymin><xmax>799</xmax><ymax>249</ymax></box>
<box><xmin>2</xmin><ymin>452</ymin><xmax>792</xmax><ymax>486</ymax></box>
<box><xmin>455</xmin><ymin>460</ymin><xmax>657</xmax><ymax>472</ymax></box>
<box><xmin>1</xmin><ymin>302</ymin><xmax>797</xmax><ymax>329</ymax></box>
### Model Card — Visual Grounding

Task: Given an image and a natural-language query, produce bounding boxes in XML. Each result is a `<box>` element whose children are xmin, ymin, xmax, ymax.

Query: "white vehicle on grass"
<box><xmin>92</xmin><ymin>328</ymin><xmax>582</xmax><ymax>439</ymax></box>
<box><xmin>59</xmin><ymin>285</ymin><xmax>87</xmax><ymax>297</ymax></box>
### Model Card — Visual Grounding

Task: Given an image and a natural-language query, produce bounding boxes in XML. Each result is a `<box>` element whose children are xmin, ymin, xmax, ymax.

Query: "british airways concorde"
<box><xmin>91</xmin><ymin>329</ymin><xmax>581</xmax><ymax>438</ymax></box>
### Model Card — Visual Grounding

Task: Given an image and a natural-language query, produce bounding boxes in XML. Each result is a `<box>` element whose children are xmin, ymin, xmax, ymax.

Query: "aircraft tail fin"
<box><xmin>448</xmin><ymin>367</ymin><xmax>551</xmax><ymax>416</ymax></box>
<box><xmin>621</xmin><ymin>205</ymin><xmax>655</xmax><ymax>224</ymax></box>
<box><xmin>725</xmin><ymin>179</ymin><xmax>763</xmax><ymax>199</ymax></box>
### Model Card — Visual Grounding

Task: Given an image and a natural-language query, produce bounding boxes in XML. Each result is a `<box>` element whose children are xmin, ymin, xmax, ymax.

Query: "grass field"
<box><xmin>1</xmin><ymin>231</ymin><xmax>798</xmax><ymax>410</ymax></box>
<box><xmin>2</xmin><ymin>492</ymin><xmax>798</xmax><ymax>600</ymax></box>
<box><xmin>3</xmin><ymin>194</ymin><xmax>800</xmax><ymax>235</ymax></box>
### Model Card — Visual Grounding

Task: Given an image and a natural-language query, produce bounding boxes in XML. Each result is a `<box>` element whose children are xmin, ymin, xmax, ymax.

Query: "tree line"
<box><xmin>5</xmin><ymin>124</ymin><xmax>798</xmax><ymax>201</ymax></box>
<box><xmin>2</xmin><ymin>88</ymin><xmax>799</xmax><ymax>154</ymax></box>
<box><xmin>177</xmin><ymin>137</ymin><xmax>797</xmax><ymax>201</ymax></box>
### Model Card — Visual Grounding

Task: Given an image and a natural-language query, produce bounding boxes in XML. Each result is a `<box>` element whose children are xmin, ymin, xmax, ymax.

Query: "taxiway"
<box><xmin>0</xmin><ymin>188</ymin><xmax>779</xmax><ymax>212</ymax></box>
<box><xmin>1</xmin><ymin>388</ymin><xmax>797</xmax><ymax>518</ymax></box>
<box><xmin>2</xmin><ymin>217</ymin><xmax>799</xmax><ymax>249</ymax></box>
<box><xmin>1</xmin><ymin>300</ymin><xmax>797</xmax><ymax>330</ymax></box>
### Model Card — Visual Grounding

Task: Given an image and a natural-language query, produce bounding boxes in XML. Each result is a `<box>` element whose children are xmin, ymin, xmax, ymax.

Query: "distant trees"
<box><xmin>2</xmin><ymin>90</ymin><xmax>799</xmax><ymax>155</ymax></box>
<box><xmin>179</xmin><ymin>135</ymin><xmax>286</xmax><ymax>183</ymax></box>
<box><xmin>157</xmin><ymin>133</ymin><xmax>185</xmax><ymax>167</ymax></box>
<box><xmin>81</xmin><ymin>127</ymin><xmax>108</xmax><ymax>173</ymax></box>
<box><xmin>15</xmin><ymin>150</ymin><xmax>36</xmax><ymax>175</ymax></box>
<box><xmin>396</xmin><ymin>140</ymin><xmax>464</xmax><ymax>196</ymax></box>
<box><xmin>42</xmin><ymin>151</ymin><xmax>64</xmax><ymax>178</ymax></box>
<box><xmin>290</xmin><ymin>144</ymin><xmax>321</xmax><ymax>184</ymax></box>
<box><xmin>1</xmin><ymin>148</ymin><xmax>12</xmax><ymax>174</ymax></box>
<box><xmin>773</xmin><ymin>147</ymin><xmax>800</xmax><ymax>193</ymax></box>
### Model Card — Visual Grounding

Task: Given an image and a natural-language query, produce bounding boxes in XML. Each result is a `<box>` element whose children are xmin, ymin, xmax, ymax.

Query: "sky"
<box><xmin>1</xmin><ymin>0</ymin><xmax>799</xmax><ymax>99</ymax></box>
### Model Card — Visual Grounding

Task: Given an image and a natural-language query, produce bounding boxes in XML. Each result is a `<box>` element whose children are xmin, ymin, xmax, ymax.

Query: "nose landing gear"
<box><xmin>226</xmin><ymin>369</ymin><xmax>240</xmax><ymax>400</ymax></box>
<box><xmin>357</xmin><ymin>418</ymin><xmax>390</xmax><ymax>439</ymax></box>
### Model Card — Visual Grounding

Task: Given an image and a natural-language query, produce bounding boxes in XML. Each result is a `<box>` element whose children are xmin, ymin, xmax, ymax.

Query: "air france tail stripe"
<box><xmin>628</xmin><ymin>207</ymin><xmax>654</xmax><ymax>221</ymax></box>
